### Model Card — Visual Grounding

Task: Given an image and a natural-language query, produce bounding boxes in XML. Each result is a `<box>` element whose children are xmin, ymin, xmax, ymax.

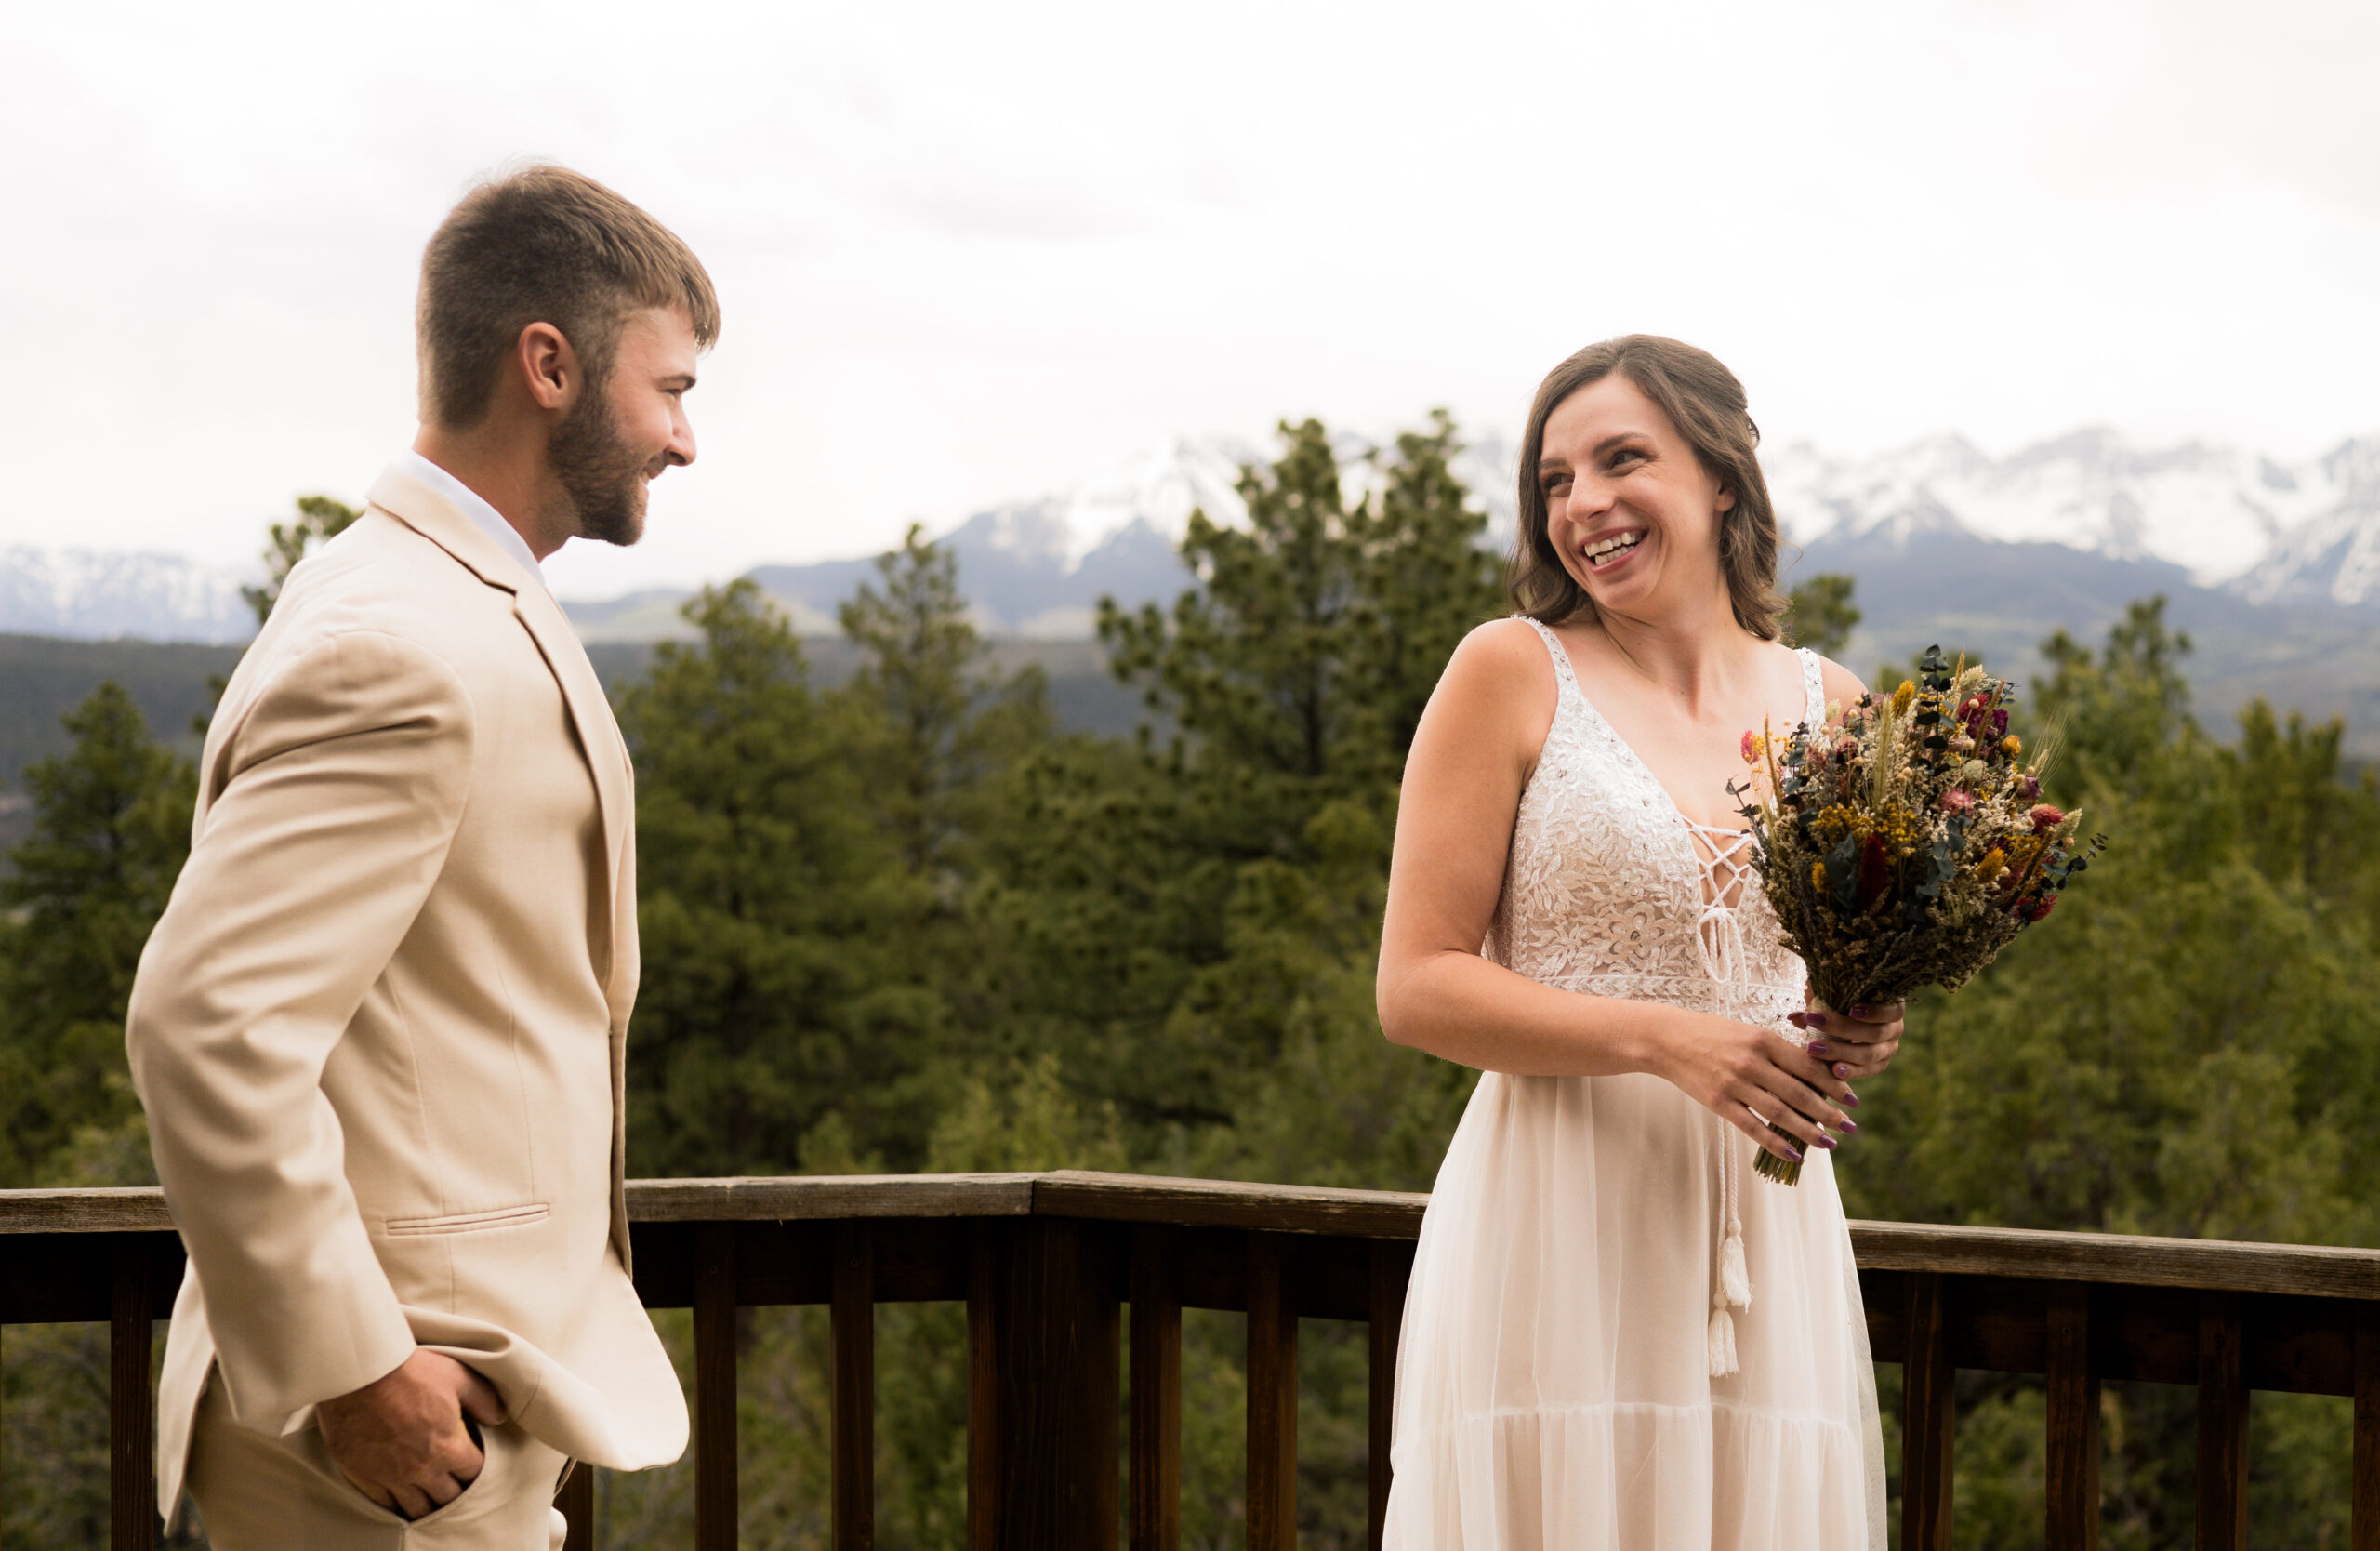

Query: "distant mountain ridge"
<box><xmin>575</xmin><ymin>431</ymin><xmax>1521</xmax><ymax>641</ymax></box>
<box><xmin>7</xmin><ymin>424</ymin><xmax>2380</xmax><ymax>644</ymax></box>
<box><xmin>0</xmin><ymin>546</ymin><xmax>251</xmax><ymax>644</ymax></box>
<box><xmin>1765</xmin><ymin>428</ymin><xmax>2380</xmax><ymax>608</ymax></box>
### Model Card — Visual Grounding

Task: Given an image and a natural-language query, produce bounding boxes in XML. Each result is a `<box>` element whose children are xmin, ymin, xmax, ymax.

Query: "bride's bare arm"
<box><xmin>1375</xmin><ymin>621</ymin><xmax>1857</xmax><ymax>1163</ymax></box>
<box><xmin>1376</xmin><ymin>622</ymin><xmax>1659</xmax><ymax>1075</ymax></box>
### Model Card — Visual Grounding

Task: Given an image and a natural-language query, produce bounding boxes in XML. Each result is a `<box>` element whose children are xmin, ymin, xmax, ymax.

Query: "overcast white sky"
<box><xmin>7</xmin><ymin>0</ymin><xmax>2379</xmax><ymax>599</ymax></box>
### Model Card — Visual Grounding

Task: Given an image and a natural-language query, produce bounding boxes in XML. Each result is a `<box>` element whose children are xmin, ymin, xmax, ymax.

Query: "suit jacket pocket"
<box><xmin>383</xmin><ymin>1203</ymin><xmax>550</xmax><ymax>1237</ymax></box>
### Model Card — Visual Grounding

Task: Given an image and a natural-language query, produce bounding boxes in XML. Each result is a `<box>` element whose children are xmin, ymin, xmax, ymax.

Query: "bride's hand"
<box><xmin>1654</xmin><ymin>1009</ymin><xmax>1858</xmax><ymax>1166</ymax></box>
<box><xmin>1790</xmin><ymin>1000</ymin><xmax>1905</xmax><ymax>1081</ymax></box>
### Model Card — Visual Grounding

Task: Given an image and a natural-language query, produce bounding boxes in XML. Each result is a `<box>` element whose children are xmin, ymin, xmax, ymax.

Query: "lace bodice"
<box><xmin>1488</xmin><ymin>619</ymin><xmax>1826</xmax><ymax>1032</ymax></box>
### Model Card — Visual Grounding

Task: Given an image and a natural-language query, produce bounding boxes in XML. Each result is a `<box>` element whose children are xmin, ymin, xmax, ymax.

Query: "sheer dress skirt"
<box><xmin>1382</xmin><ymin>1056</ymin><xmax>1886</xmax><ymax>1549</ymax></box>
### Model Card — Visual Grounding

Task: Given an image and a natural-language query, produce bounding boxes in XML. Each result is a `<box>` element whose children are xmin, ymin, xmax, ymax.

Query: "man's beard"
<box><xmin>547</xmin><ymin>389</ymin><xmax>650</xmax><ymax>548</ymax></box>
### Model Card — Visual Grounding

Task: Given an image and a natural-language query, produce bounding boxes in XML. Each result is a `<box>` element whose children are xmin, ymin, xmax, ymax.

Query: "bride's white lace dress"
<box><xmin>1383</xmin><ymin>618</ymin><xmax>1887</xmax><ymax>1549</ymax></box>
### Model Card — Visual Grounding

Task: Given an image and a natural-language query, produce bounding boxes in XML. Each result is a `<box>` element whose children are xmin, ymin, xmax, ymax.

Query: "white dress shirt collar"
<box><xmin>397</xmin><ymin>449</ymin><xmax>549</xmax><ymax>592</ymax></box>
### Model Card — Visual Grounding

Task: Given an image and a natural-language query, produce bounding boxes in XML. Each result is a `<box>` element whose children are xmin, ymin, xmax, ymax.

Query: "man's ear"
<box><xmin>517</xmin><ymin>322</ymin><xmax>576</xmax><ymax>413</ymax></box>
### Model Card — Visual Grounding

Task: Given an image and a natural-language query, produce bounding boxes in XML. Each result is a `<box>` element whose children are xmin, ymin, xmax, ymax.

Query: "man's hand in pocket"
<box><xmin>317</xmin><ymin>1350</ymin><xmax>507</xmax><ymax>1520</ymax></box>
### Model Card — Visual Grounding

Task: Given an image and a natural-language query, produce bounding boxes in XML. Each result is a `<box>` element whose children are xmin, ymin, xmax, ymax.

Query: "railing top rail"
<box><xmin>6</xmin><ymin>1172</ymin><xmax>2376</xmax><ymax>1299</ymax></box>
<box><xmin>1844</xmin><ymin>1217</ymin><xmax>2380</xmax><ymax>1299</ymax></box>
<box><xmin>0</xmin><ymin>1186</ymin><xmax>173</xmax><ymax>1234</ymax></box>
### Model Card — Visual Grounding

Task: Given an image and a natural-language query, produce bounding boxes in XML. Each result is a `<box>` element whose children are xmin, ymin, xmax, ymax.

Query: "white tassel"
<box><xmin>1708</xmin><ymin>1292</ymin><xmax>1739</xmax><ymax>1377</ymax></box>
<box><xmin>1710</xmin><ymin>1123</ymin><xmax>1753</xmax><ymax>1382</ymax></box>
<box><xmin>1718</xmin><ymin>1123</ymin><xmax>1754</xmax><ymax>1311</ymax></box>
<box><xmin>1721</xmin><ymin>1222</ymin><xmax>1752</xmax><ymax>1310</ymax></box>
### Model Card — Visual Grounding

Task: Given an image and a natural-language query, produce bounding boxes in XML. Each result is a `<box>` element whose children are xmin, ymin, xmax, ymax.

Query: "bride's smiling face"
<box><xmin>1537</xmin><ymin>374</ymin><xmax>1735</xmax><ymax>622</ymax></box>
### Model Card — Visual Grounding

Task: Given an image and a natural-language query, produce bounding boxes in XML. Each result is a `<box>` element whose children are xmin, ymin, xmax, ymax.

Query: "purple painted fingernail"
<box><xmin>1787</xmin><ymin>1010</ymin><xmax>1807</xmax><ymax>1028</ymax></box>
<box><xmin>1808</xmin><ymin>1040</ymin><xmax>1830</xmax><ymax>1056</ymax></box>
<box><xmin>1840</xmin><ymin>1119</ymin><xmax>1858</xmax><ymax>1133</ymax></box>
<box><xmin>1817</xmin><ymin>1135</ymin><xmax>1838</xmax><ymax>1149</ymax></box>
<box><xmin>1849</xmin><ymin>1004</ymin><xmax>1871</xmax><ymax>1018</ymax></box>
<box><xmin>1833</xmin><ymin>1063</ymin><xmax>1851</xmax><ymax>1080</ymax></box>
<box><xmin>1807</xmin><ymin>1012</ymin><xmax>1830</xmax><ymax>1029</ymax></box>
<box><xmin>1844</xmin><ymin>1091</ymin><xmax>1860</xmax><ymax>1107</ymax></box>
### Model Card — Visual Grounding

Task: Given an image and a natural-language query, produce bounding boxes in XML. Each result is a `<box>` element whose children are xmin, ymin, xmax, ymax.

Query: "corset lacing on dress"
<box><xmin>1688</xmin><ymin>822</ymin><xmax>1759</xmax><ymax>1377</ymax></box>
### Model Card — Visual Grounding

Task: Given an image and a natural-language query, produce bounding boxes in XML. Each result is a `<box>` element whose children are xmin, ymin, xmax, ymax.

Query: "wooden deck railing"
<box><xmin>7</xmin><ymin>1172</ymin><xmax>2380</xmax><ymax>1549</ymax></box>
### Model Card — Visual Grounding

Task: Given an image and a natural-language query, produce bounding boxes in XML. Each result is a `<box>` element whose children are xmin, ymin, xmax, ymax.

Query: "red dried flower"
<box><xmin>1857</xmin><ymin>833</ymin><xmax>1892</xmax><ymax>910</ymax></box>
<box><xmin>2029</xmin><ymin>803</ymin><xmax>2066</xmax><ymax>830</ymax></box>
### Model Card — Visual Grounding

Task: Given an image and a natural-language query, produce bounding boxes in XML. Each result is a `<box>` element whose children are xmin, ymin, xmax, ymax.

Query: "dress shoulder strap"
<box><xmin>1515</xmin><ymin>616</ymin><xmax>1586</xmax><ymax>711</ymax></box>
<box><xmin>1795</xmin><ymin>646</ymin><xmax>1827</xmax><ymax>727</ymax></box>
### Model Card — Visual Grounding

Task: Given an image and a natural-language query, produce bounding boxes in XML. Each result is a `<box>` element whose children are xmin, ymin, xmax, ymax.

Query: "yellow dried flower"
<box><xmin>2001</xmin><ymin>735</ymin><xmax>2022</xmax><ymax>759</ymax></box>
<box><xmin>1811</xmin><ymin>862</ymin><xmax>1828</xmax><ymax>891</ymax></box>
<box><xmin>1977</xmin><ymin>846</ymin><xmax>2006</xmax><ymax>881</ymax></box>
<box><xmin>1892</xmin><ymin>680</ymin><xmax>1916</xmax><ymax>714</ymax></box>
<box><xmin>1810</xmin><ymin>804</ymin><xmax>1861</xmax><ymax>847</ymax></box>
<box><xmin>1873</xmin><ymin>802</ymin><xmax>1924</xmax><ymax>856</ymax></box>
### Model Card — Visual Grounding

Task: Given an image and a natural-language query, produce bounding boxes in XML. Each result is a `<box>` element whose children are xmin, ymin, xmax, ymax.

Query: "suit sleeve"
<box><xmin>127</xmin><ymin>629</ymin><xmax>476</xmax><ymax>1432</ymax></box>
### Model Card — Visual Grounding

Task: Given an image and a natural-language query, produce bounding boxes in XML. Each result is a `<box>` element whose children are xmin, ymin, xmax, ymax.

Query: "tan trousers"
<box><xmin>184</xmin><ymin>1374</ymin><xmax>571</xmax><ymax>1550</ymax></box>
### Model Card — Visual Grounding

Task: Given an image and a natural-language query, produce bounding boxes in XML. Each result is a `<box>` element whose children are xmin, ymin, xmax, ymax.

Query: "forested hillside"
<box><xmin>5</xmin><ymin>415</ymin><xmax>2379</xmax><ymax>1546</ymax></box>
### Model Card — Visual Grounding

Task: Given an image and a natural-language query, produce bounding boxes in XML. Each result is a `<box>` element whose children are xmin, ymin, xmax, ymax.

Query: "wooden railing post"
<box><xmin>693</xmin><ymin>1223</ymin><xmax>738</xmax><ymax>1551</ymax></box>
<box><xmin>1368</xmin><ymin>1239</ymin><xmax>1410</xmax><ymax>1551</ymax></box>
<box><xmin>968</xmin><ymin>1221</ymin><xmax>1000</xmax><ymax>1551</ymax></box>
<box><xmin>1247</xmin><ymin>1232</ymin><xmax>1298</xmax><ymax>1551</ymax></box>
<box><xmin>110</xmin><ymin>1238</ymin><xmax>155</xmax><ymax>1551</ymax></box>
<box><xmin>1902</xmin><ymin>1270</ymin><xmax>1955</xmax><ymax>1551</ymax></box>
<box><xmin>988</xmin><ymin>1216</ymin><xmax>1119</xmax><ymax>1551</ymax></box>
<box><xmin>2045</xmin><ymin>1280</ymin><xmax>2100</xmax><ymax>1550</ymax></box>
<box><xmin>1128</xmin><ymin>1225</ymin><xmax>1182</xmax><ymax>1551</ymax></box>
<box><xmin>833</xmin><ymin>1221</ymin><xmax>876</xmax><ymax>1551</ymax></box>
<box><xmin>2355</xmin><ymin>1304</ymin><xmax>2379</xmax><ymax>1551</ymax></box>
<box><xmin>558</xmin><ymin>1465</ymin><xmax>595</xmax><ymax>1551</ymax></box>
<box><xmin>2197</xmin><ymin>1290</ymin><xmax>2249</xmax><ymax>1551</ymax></box>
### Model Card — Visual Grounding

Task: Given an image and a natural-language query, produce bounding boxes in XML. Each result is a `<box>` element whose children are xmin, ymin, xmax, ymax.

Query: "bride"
<box><xmin>1376</xmin><ymin>336</ymin><xmax>1900</xmax><ymax>1547</ymax></box>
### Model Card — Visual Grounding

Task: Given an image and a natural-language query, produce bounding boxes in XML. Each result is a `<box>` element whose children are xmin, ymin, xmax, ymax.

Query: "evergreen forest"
<box><xmin>6</xmin><ymin>415</ymin><xmax>2380</xmax><ymax>1547</ymax></box>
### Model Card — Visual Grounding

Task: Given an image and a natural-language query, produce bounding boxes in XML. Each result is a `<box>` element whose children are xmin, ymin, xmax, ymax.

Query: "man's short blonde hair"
<box><xmin>416</xmin><ymin>165</ymin><xmax>721</xmax><ymax>428</ymax></box>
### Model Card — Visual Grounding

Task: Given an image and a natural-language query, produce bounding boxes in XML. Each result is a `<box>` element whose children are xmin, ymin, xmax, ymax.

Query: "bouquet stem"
<box><xmin>1752</xmin><ymin>1130</ymin><xmax>1805</xmax><ymax>1186</ymax></box>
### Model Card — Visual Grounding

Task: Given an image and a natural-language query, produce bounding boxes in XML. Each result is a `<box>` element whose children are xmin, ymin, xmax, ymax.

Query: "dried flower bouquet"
<box><xmin>1733</xmin><ymin>647</ymin><xmax>2105</xmax><ymax>1184</ymax></box>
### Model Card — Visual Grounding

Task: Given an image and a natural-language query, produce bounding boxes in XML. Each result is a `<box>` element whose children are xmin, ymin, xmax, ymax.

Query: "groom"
<box><xmin>126</xmin><ymin>165</ymin><xmax>717</xmax><ymax>1547</ymax></box>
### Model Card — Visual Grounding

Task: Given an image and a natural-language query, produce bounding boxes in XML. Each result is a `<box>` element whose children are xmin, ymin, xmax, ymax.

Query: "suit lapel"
<box><xmin>511</xmin><ymin>586</ymin><xmax>637</xmax><ymax>1027</ymax></box>
<box><xmin>364</xmin><ymin>462</ymin><xmax>638</xmax><ymax>1027</ymax></box>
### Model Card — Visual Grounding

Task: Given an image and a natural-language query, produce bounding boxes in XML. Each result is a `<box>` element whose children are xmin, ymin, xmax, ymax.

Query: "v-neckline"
<box><xmin>1549</xmin><ymin>636</ymin><xmax>1805</xmax><ymax>835</ymax></box>
<box><xmin>1536</xmin><ymin>626</ymin><xmax>1813</xmax><ymax>909</ymax></box>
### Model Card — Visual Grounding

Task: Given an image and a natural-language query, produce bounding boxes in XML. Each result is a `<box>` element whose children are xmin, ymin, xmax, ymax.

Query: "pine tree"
<box><xmin>0</xmin><ymin>683</ymin><xmax>193</xmax><ymax>1186</ymax></box>
<box><xmin>617</xmin><ymin>580</ymin><xmax>915</xmax><ymax>1175</ymax></box>
<box><xmin>1781</xmin><ymin>572</ymin><xmax>1860</xmax><ymax>656</ymax></box>
<box><xmin>1840</xmin><ymin>597</ymin><xmax>2380</xmax><ymax>1544</ymax></box>
<box><xmin>837</xmin><ymin>522</ymin><xmax>1052</xmax><ymax>897</ymax></box>
<box><xmin>243</xmin><ymin>494</ymin><xmax>362</xmax><ymax>626</ymax></box>
<box><xmin>997</xmin><ymin>415</ymin><xmax>1501</xmax><ymax>1146</ymax></box>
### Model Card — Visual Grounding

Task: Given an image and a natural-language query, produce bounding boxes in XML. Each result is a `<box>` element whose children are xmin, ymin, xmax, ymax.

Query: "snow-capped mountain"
<box><xmin>705</xmin><ymin>429</ymin><xmax>1520</xmax><ymax>640</ymax></box>
<box><xmin>947</xmin><ymin>431</ymin><xmax>1518</xmax><ymax>565</ymax></box>
<box><xmin>1766</xmin><ymin>428</ymin><xmax>2380</xmax><ymax>605</ymax></box>
<box><xmin>959</xmin><ymin>435</ymin><xmax>1260</xmax><ymax>571</ymax></box>
<box><xmin>12</xmin><ymin>423</ymin><xmax>2380</xmax><ymax>644</ymax></box>
<box><xmin>2237</xmin><ymin>438</ymin><xmax>2380</xmax><ymax>610</ymax></box>
<box><xmin>0</xmin><ymin>546</ymin><xmax>252</xmax><ymax>643</ymax></box>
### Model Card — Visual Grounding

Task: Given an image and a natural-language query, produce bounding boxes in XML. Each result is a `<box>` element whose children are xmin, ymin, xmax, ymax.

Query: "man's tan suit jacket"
<box><xmin>126</xmin><ymin>462</ymin><xmax>688</xmax><ymax>1521</ymax></box>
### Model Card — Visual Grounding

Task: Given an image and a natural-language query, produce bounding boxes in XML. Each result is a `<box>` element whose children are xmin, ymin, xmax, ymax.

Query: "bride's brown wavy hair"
<box><xmin>1508</xmin><ymin>335</ymin><xmax>1787</xmax><ymax>641</ymax></box>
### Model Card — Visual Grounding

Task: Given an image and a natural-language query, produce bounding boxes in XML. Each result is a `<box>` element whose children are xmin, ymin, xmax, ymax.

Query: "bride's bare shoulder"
<box><xmin>1811</xmin><ymin>651</ymin><xmax>1869</xmax><ymax>706</ymax></box>
<box><xmin>1443</xmin><ymin>616</ymin><xmax>1559</xmax><ymax>696</ymax></box>
<box><xmin>1416</xmin><ymin>617</ymin><xmax>1561</xmax><ymax>763</ymax></box>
